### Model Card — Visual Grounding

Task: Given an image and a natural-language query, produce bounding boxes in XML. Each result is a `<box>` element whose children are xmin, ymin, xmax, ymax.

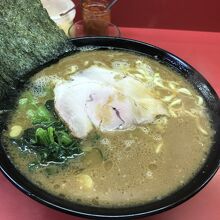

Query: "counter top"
<box><xmin>1</xmin><ymin>27</ymin><xmax>220</xmax><ymax>220</ymax></box>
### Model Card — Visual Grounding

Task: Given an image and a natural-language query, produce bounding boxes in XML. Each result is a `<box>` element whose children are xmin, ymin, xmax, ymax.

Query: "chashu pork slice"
<box><xmin>54</xmin><ymin>66</ymin><xmax>168</xmax><ymax>138</ymax></box>
<box><xmin>54</xmin><ymin>80</ymin><xmax>95</xmax><ymax>138</ymax></box>
<box><xmin>85</xmin><ymin>90</ymin><xmax>136</xmax><ymax>131</ymax></box>
<box><xmin>54</xmin><ymin>79</ymin><xmax>136</xmax><ymax>137</ymax></box>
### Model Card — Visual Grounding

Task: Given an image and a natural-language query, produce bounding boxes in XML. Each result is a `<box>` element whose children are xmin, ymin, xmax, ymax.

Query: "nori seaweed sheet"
<box><xmin>0</xmin><ymin>0</ymin><xmax>73</xmax><ymax>98</ymax></box>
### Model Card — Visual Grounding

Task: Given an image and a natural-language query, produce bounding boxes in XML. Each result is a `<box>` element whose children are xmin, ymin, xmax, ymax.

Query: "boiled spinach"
<box><xmin>12</xmin><ymin>100</ymin><xmax>83</xmax><ymax>168</ymax></box>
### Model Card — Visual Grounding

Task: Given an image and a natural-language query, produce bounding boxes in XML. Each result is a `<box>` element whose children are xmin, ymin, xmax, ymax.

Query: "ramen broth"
<box><xmin>3</xmin><ymin>50</ymin><xmax>214</xmax><ymax>207</ymax></box>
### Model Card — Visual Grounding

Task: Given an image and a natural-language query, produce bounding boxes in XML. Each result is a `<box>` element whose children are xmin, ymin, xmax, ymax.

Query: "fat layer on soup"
<box><xmin>3</xmin><ymin>50</ymin><xmax>214</xmax><ymax>208</ymax></box>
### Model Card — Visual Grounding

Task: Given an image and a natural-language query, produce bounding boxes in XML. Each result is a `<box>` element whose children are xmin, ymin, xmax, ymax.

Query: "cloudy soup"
<box><xmin>3</xmin><ymin>50</ymin><xmax>214</xmax><ymax>207</ymax></box>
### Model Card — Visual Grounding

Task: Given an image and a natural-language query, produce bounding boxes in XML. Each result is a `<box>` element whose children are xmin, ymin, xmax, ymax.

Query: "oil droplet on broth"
<box><xmin>101</xmin><ymin>138</ymin><xmax>111</xmax><ymax>146</ymax></box>
<box><xmin>104</xmin><ymin>160</ymin><xmax>113</xmax><ymax>171</ymax></box>
<box><xmin>92</xmin><ymin>198</ymin><xmax>99</xmax><ymax>206</ymax></box>
<box><xmin>124</xmin><ymin>139</ymin><xmax>135</xmax><ymax>148</ymax></box>
<box><xmin>148</xmin><ymin>163</ymin><xmax>158</xmax><ymax>171</ymax></box>
<box><xmin>53</xmin><ymin>184</ymin><xmax>60</xmax><ymax>189</ymax></box>
<box><xmin>84</xmin><ymin>148</ymin><xmax>103</xmax><ymax>167</ymax></box>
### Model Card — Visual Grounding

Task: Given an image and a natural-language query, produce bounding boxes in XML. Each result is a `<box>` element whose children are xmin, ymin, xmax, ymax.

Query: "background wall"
<box><xmin>74</xmin><ymin>0</ymin><xmax>220</xmax><ymax>32</ymax></box>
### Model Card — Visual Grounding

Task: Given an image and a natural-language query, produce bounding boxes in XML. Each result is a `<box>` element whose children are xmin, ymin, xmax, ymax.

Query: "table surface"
<box><xmin>1</xmin><ymin>27</ymin><xmax>220</xmax><ymax>220</ymax></box>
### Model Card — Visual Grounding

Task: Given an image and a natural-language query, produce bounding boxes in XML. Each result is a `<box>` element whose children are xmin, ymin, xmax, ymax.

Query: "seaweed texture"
<box><xmin>0</xmin><ymin>0</ymin><xmax>73</xmax><ymax>98</ymax></box>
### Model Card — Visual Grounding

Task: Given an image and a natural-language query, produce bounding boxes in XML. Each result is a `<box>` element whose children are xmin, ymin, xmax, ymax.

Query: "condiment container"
<box><xmin>41</xmin><ymin>0</ymin><xmax>76</xmax><ymax>35</ymax></box>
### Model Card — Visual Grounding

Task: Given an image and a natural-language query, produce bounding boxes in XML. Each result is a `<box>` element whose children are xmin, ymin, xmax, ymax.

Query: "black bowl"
<box><xmin>0</xmin><ymin>37</ymin><xmax>220</xmax><ymax>219</ymax></box>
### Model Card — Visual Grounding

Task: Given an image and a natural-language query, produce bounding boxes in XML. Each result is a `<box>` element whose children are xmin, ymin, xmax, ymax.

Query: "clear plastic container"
<box><xmin>82</xmin><ymin>0</ymin><xmax>111</xmax><ymax>36</ymax></box>
<box><xmin>41</xmin><ymin>0</ymin><xmax>76</xmax><ymax>35</ymax></box>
